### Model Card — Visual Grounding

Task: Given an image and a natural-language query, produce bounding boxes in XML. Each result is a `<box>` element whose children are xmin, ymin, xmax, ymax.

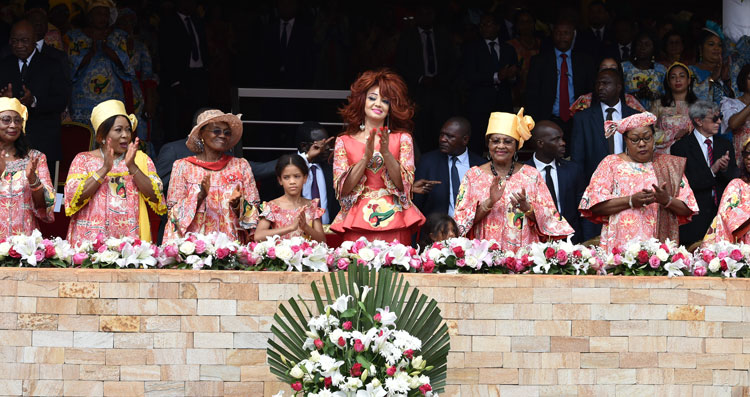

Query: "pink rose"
<box><xmin>314</xmin><ymin>339</ymin><xmax>324</xmax><ymax>350</ymax></box>
<box><xmin>8</xmin><ymin>247</ymin><xmax>20</xmax><ymax>258</ymax></box>
<box><xmin>119</xmin><ymin>242</ymin><xmax>127</xmax><ymax>251</ymax></box>
<box><xmin>422</xmin><ymin>260</ymin><xmax>435</xmax><ymax>273</ymax></box>
<box><xmin>34</xmin><ymin>250</ymin><xmax>44</xmax><ymax>262</ymax></box>
<box><xmin>572</xmin><ymin>250</ymin><xmax>582</xmax><ymax>258</ymax></box>
<box><xmin>72</xmin><ymin>252</ymin><xmax>88</xmax><ymax>265</ymax></box>
<box><xmin>451</xmin><ymin>246</ymin><xmax>464</xmax><ymax>257</ymax></box>
<box><xmin>337</xmin><ymin>258</ymin><xmax>349</xmax><ymax>270</ymax></box>
<box><xmin>718</xmin><ymin>251</ymin><xmax>728</xmax><ymax>259</ymax></box>
<box><xmin>373</xmin><ymin>312</ymin><xmax>381</xmax><ymax>323</ymax></box>
<box><xmin>326</xmin><ymin>254</ymin><xmax>335</xmax><ymax>266</ymax></box>
<box><xmin>187</xmin><ymin>234</ymin><xmax>197</xmax><ymax>243</ymax></box>
<box><xmin>195</xmin><ymin>240</ymin><xmax>206</xmax><ymax>254</ymax></box>
<box><xmin>354</xmin><ymin>239</ymin><xmax>367</xmax><ymax>250</ymax></box>
<box><xmin>730</xmin><ymin>249</ymin><xmax>743</xmax><ymax>261</ymax></box>
<box><xmin>216</xmin><ymin>247</ymin><xmax>230</xmax><ymax>259</ymax></box>
<box><xmin>612</xmin><ymin>246</ymin><xmax>623</xmax><ymax>255</ymax></box>
<box><xmin>721</xmin><ymin>260</ymin><xmax>728</xmax><ymax>271</ymax></box>
<box><xmin>44</xmin><ymin>244</ymin><xmax>55</xmax><ymax>258</ymax></box>
<box><xmin>410</xmin><ymin>257</ymin><xmax>421</xmax><ymax>269</ymax></box>
<box><xmin>489</xmin><ymin>242</ymin><xmax>500</xmax><ymax>250</ymax></box>
<box><xmin>350</xmin><ymin>363</ymin><xmax>363</xmax><ymax>377</ymax></box>
<box><xmin>291</xmin><ymin>382</ymin><xmax>302</xmax><ymax>392</ymax></box>
<box><xmin>613</xmin><ymin>254</ymin><xmax>622</xmax><ymax>265</ymax></box>
<box><xmin>403</xmin><ymin>349</ymin><xmax>414</xmax><ymax>359</ymax></box>
<box><xmin>544</xmin><ymin>247</ymin><xmax>556</xmax><ymax>259</ymax></box>
<box><xmin>324</xmin><ymin>377</ymin><xmax>332</xmax><ymax>388</ymax></box>
<box><xmin>267</xmin><ymin>247</ymin><xmax>276</xmax><ymax>259</ymax></box>
<box><xmin>693</xmin><ymin>266</ymin><xmax>707</xmax><ymax>276</ymax></box>
<box><xmin>97</xmin><ymin>244</ymin><xmax>106</xmax><ymax>253</ymax></box>
<box><xmin>386</xmin><ymin>365</ymin><xmax>397</xmax><ymax>376</ymax></box>
<box><xmin>291</xmin><ymin>245</ymin><xmax>300</xmax><ymax>253</ymax></box>
<box><xmin>660</xmin><ymin>243</ymin><xmax>669</xmax><ymax>251</ymax></box>
<box><xmin>342</xmin><ymin>321</ymin><xmax>352</xmax><ymax>330</ymax></box>
<box><xmin>133</xmin><ymin>239</ymin><xmax>142</xmax><ymax>247</ymax></box>
<box><xmin>337</xmin><ymin>337</ymin><xmax>346</xmax><ymax>347</ymax></box>
<box><xmin>637</xmin><ymin>250</ymin><xmax>649</xmax><ymax>264</ymax></box>
<box><xmin>164</xmin><ymin>245</ymin><xmax>179</xmax><ymax>258</ymax></box>
<box><xmin>555</xmin><ymin>249</ymin><xmax>568</xmax><ymax>265</ymax></box>
<box><xmin>649</xmin><ymin>255</ymin><xmax>661</xmax><ymax>269</ymax></box>
<box><xmin>456</xmin><ymin>259</ymin><xmax>466</xmax><ymax>267</ymax></box>
<box><xmin>433</xmin><ymin>242</ymin><xmax>444</xmax><ymax>250</ymax></box>
<box><xmin>702</xmin><ymin>250</ymin><xmax>716</xmax><ymax>262</ymax></box>
<box><xmin>353</xmin><ymin>339</ymin><xmax>364</xmax><ymax>353</ymax></box>
<box><xmin>419</xmin><ymin>384</ymin><xmax>433</xmax><ymax>395</ymax></box>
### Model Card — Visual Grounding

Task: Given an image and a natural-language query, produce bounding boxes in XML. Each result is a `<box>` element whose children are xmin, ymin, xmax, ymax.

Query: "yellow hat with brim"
<box><xmin>485</xmin><ymin>108</ymin><xmax>535</xmax><ymax>149</ymax></box>
<box><xmin>0</xmin><ymin>97</ymin><xmax>28</xmax><ymax>134</ymax></box>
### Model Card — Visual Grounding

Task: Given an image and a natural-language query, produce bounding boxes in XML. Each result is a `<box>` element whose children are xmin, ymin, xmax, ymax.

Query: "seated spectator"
<box><xmin>579</xmin><ymin>112</ymin><xmax>698</xmax><ymax>253</ymax></box>
<box><xmin>413</xmin><ymin>117</ymin><xmax>486</xmax><ymax>217</ymax></box>
<box><xmin>418</xmin><ymin>213</ymin><xmax>458</xmax><ymax>249</ymax></box>
<box><xmin>722</xmin><ymin>64</ymin><xmax>750</xmax><ymax>165</ymax></box>
<box><xmin>526</xmin><ymin>120</ymin><xmax>585</xmax><ymax>243</ymax></box>
<box><xmin>569</xmin><ymin>57</ymin><xmax>647</xmax><ymax>116</ymax></box>
<box><xmin>622</xmin><ymin>31</ymin><xmax>666</xmax><ymax>110</ymax></box>
<box><xmin>254</xmin><ymin>154</ymin><xmax>326</xmax><ymax>243</ymax></box>
<box><xmin>672</xmin><ymin>101</ymin><xmax>739</xmax><ymax>246</ymax></box>
<box><xmin>657</xmin><ymin>30</ymin><xmax>686</xmax><ymax>67</ymax></box>
<box><xmin>652</xmin><ymin>62</ymin><xmax>698</xmax><ymax>153</ymax></box>
<box><xmin>689</xmin><ymin>22</ymin><xmax>739</xmax><ymax>105</ymax></box>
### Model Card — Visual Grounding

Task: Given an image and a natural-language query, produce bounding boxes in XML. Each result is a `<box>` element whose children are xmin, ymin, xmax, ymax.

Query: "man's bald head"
<box><xmin>9</xmin><ymin>20</ymin><xmax>36</xmax><ymax>60</ymax></box>
<box><xmin>531</xmin><ymin>120</ymin><xmax>566</xmax><ymax>162</ymax></box>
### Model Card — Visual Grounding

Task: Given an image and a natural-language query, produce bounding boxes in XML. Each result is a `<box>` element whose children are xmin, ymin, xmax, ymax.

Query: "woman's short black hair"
<box><xmin>418</xmin><ymin>213</ymin><xmax>459</xmax><ymax>248</ymax></box>
<box><xmin>275</xmin><ymin>153</ymin><xmax>309</xmax><ymax>178</ymax></box>
<box><xmin>95</xmin><ymin>115</ymin><xmax>135</xmax><ymax>146</ymax></box>
<box><xmin>737</xmin><ymin>64</ymin><xmax>750</xmax><ymax>94</ymax></box>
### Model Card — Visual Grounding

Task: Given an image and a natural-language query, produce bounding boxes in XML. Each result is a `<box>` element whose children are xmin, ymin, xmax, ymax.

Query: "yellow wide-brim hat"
<box><xmin>90</xmin><ymin>99</ymin><xmax>138</xmax><ymax>134</ymax></box>
<box><xmin>0</xmin><ymin>97</ymin><xmax>28</xmax><ymax>134</ymax></box>
<box><xmin>485</xmin><ymin>108</ymin><xmax>535</xmax><ymax>149</ymax></box>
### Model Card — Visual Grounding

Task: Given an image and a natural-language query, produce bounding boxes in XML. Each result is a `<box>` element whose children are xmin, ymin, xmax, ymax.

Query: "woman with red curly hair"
<box><xmin>330</xmin><ymin>69</ymin><xmax>425</xmax><ymax>243</ymax></box>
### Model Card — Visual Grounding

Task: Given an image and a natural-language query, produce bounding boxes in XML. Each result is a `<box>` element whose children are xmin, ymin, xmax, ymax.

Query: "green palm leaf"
<box><xmin>267</xmin><ymin>265</ymin><xmax>451</xmax><ymax>393</ymax></box>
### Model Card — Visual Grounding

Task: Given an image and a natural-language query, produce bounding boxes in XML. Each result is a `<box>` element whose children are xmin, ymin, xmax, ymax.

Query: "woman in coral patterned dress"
<box><xmin>65</xmin><ymin>100</ymin><xmax>165</xmax><ymax>245</ymax></box>
<box><xmin>164</xmin><ymin>109</ymin><xmax>260</xmax><ymax>243</ymax></box>
<box><xmin>0</xmin><ymin>98</ymin><xmax>55</xmax><ymax>238</ymax></box>
<box><xmin>703</xmin><ymin>137</ymin><xmax>750</xmax><ymax>245</ymax></box>
<box><xmin>454</xmin><ymin>109</ymin><xmax>573</xmax><ymax>250</ymax></box>
<box><xmin>331</xmin><ymin>69</ymin><xmax>425</xmax><ymax>243</ymax></box>
<box><xmin>579</xmin><ymin>112</ymin><xmax>698</xmax><ymax>253</ymax></box>
<box><xmin>651</xmin><ymin>62</ymin><xmax>697</xmax><ymax>153</ymax></box>
<box><xmin>255</xmin><ymin>154</ymin><xmax>326</xmax><ymax>242</ymax></box>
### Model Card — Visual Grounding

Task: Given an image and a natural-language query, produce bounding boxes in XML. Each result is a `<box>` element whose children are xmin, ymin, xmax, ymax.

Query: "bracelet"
<box><xmin>31</xmin><ymin>183</ymin><xmax>44</xmax><ymax>192</ymax></box>
<box><xmin>91</xmin><ymin>172</ymin><xmax>103</xmax><ymax>184</ymax></box>
<box><xmin>664</xmin><ymin>196</ymin><xmax>674</xmax><ymax>208</ymax></box>
<box><xmin>29</xmin><ymin>177</ymin><xmax>41</xmax><ymax>188</ymax></box>
<box><xmin>479</xmin><ymin>199</ymin><xmax>492</xmax><ymax>212</ymax></box>
<box><xmin>628</xmin><ymin>195</ymin><xmax>634</xmax><ymax>209</ymax></box>
<box><xmin>129</xmin><ymin>168</ymin><xmax>142</xmax><ymax>177</ymax></box>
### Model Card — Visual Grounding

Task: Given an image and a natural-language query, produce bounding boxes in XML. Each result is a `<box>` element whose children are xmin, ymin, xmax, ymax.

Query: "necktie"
<box><xmin>424</xmin><ymin>30</ymin><xmax>436</xmax><ymax>75</ymax></box>
<box><xmin>595</xmin><ymin>29</ymin><xmax>602</xmax><ymax>42</ymax></box>
<box><xmin>621</xmin><ymin>45</ymin><xmax>630</xmax><ymax>61</ymax></box>
<box><xmin>450</xmin><ymin>156</ymin><xmax>460</xmax><ymax>207</ymax></box>
<box><xmin>559</xmin><ymin>54</ymin><xmax>570</xmax><ymax>122</ymax></box>
<box><xmin>606</xmin><ymin>107</ymin><xmax>616</xmax><ymax>154</ymax></box>
<box><xmin>309</xmin><ymin>164</ymin><xmax>320</xmax><ymax>200</ymax></box>
<box><xmin>544</xmin><ymin>165</ymin><xmax>558</xmax><ymax>211</ymax></box>
<box><xmin>280</xmin><ymin>21</ymin><xmax>288</xmax><ymax>49</ymax></box>
<box><xmin>184</xmin><ymin>16</ymin><xmax>199</xmax><ymax>61</ymax></box>
<box><xmin>488</xmin><ymin>41</ymin><xmax>500</xmax><ymax>70</ymax></box>
<box><xmin>705</xmin><ymin>138</ymin><xmax>717</xmax><ymax>205</ymax></box>
<box><xmin>20</xmin><ymin>59</ymin><xmax>28</xmax><ymax>84</ymax></box>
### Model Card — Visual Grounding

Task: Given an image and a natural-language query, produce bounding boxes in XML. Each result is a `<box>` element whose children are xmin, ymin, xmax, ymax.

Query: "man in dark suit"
<box><xmin>603</xmin><ymin>17</ymin><xmax>635</xmax><ymax>63</ymax></box>
<box><xmin>396</xmin><ymin>4</ymin><xmax>458</xmax><ymax>153</ymax></box>
<box><xmin>158</xmin><ymin>0</ymin><xmax>209</xmax><ymax>146</ymax></box>
<box><xmin>574</xmin><ymin>1</ymin><xmax>614</xmax><ymax>61</ymax></box>
<box><xmin>413</xmin><ymin>117</ymin><xmax>486</xmax><ymax>217</ymax></box>
<box><xmin>462</xmin><ymin>13</ymin><xmax>518</xmax><ymax>154</ymax></box>
<box><xmin>526</xmin><ymin>121</ymin><xmax>585</xmax><ymax>243</ymax></box>
<box><xmin>0</xmin><ymin>19</ymin><xmax>70</xmax><ymax>173</ymax></box>
<box><xmin>570</xmin><ymin>69</ymin><xmax>638</xmax><ymax>241</ymax></box>
<box><xmin>258</xmin><ymin>0</ymin><xmax>315</xmax><ymax>89</ymax></box>
<box><xmin>671</xmin><ymin>101</ymin><xmax>738</xmax><ymax>246</ymax></box>
<box><xmin>525</xmin><ymin>17</ymin><xmax>595</xmax><ymax>148</ymax></box>
<box><xmin>296</xmin><ymin>121</ymin><xmax>339</xmax><ymax>224</ymax></box>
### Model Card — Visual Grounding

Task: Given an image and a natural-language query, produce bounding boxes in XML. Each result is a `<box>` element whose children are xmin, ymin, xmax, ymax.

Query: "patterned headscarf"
<box><xmin>604</xmin><ymin>112</ymin><xmax>657</xmax><ymax>139</ymax></box>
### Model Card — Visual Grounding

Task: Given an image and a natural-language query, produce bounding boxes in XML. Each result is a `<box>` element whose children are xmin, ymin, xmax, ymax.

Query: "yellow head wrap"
<box><xmin>485</xmin><ymin>108</ymin><xmax>535</xmax><ymax>149</ymax></box>
<box><xmin>667</xmin><ymin>61</ymin><xmax>692</xmax><ymax>80</ymax></box>
<box><xmin>0</xmin><ymin>97</ymin><xmax>29</xmax><ymax>134</ymax></box>
<box><xmin>90</xmin><ymin>99</ymin><xmax>138</xmax><ymax>136</ymax></box>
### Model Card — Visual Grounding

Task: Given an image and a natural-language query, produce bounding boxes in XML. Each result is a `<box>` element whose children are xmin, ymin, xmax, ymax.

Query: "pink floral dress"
<box><xmin>258</xmin><ymin>198</ymin><xmax>325</xmax><ymax>240</ymax></box>
<box><xmin>0</xmin><ymin>150</ymin><xmax>55</xmax><ymax>238</ymax></box>
<box><xmin>579</xmin><ymin>154</ymin><xmax>698</xmax><ymax>252</ymax></box>
<box><xmin>721</xmin><ymin>97</ymin><xmax>750</xmax><ymax>167</ymax></box>
<box><xmin>331</xmin><ymin>132</ymin><xmax>425</xmax><ymax>243</ymax></box>
<box><xmin>652</xmin><ymin>100</ymin><xmax>692</xmax><ymax>153</ymax></box>
<box><xmin>65</xmin><ymin>151</ymin><xmax>165</xmax><ymax>245</ymax></box>
<box><xmin>454</xmin><ymin>165</ymin><xmax>574</xmax><ymax>250</ymax></box>
<box><xmin>703</xmin><ymin>179</ymin><xmax>750</xmax><ymax>245</ymax></box>
<box><xmin>164</xmin><ymin>157</ymin><xmax>260</xmax><ymax>243</ymax></box>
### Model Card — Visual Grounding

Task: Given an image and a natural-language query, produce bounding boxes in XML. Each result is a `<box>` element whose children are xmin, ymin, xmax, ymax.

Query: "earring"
<box><xmin>196</xmin><ymin>138</ymin><xmax>204</xmax><ymax>153</ymax></box>
<box><xmin>512</xmin><ymin>152</ymin><xmax>519</xmax><ymax>163</ymax></box>
<box><xmin>359</xmin><ymin>123</ymin><xmax>365</xmax><ymax>131</ymax></box>
<box><xmin>386</xmin><ymin>115</ymin><xmax>391</xmax><ymax>133</ymax></box>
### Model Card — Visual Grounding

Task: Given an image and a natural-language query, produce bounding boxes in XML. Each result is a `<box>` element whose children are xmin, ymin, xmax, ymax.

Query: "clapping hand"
<box><xmin>509</xmin><ymin>188</ymin><xmax>531</xmax><ymax>213</ymax></box>
<box><xmin>0</xmin><ymin>83</ymin><xmax>12</xmax><ymax>98</ymax></box>
<box><xmin>101</xmin><ymin>138</ymin><xmax>115</xmax><ymax>172</ymax></box>
<box><xmin>198</xmin><ymin>174</ymin><xmax>211</xmax><ymax>202</ymax></box>
<box><xmin>652</xmin><ymin>183</ymin><xmax>670</xmax><ymax>206</ymax></box>
<box><xmin>364</xmin><ymin>128</ymin><xmax>377</xmax><ymax>162</ymax></box>
<box><xmin>378</xmin><ymin>127</ymin><xmax>390</xmax><ymax>153</ymax></box>
<box><xmin>631</xmin><ymin>188</ymin><xmax>655</xmax><ymax>207</ymax></box>
<box><xmin>488</xmin><ymin>174</ymin><xmax>505</xmax><ymax>206</ymax></box>
<box><xmin>710</xmin><ymin>152</ymin><xmax>730</xmax><ymax>174</ymax></box>
<box><xmin>124</xmin><ymin>138</ymin><xmax>140</xmax><ymax>172</ymax></box>
<box><xmin>19</xmin><ymin>85</ymin><xmax>33</xmax><ymax>107</ymax></box>
<box><xmin>25</xmin><ymin>154</ymin><xmax>39</xmax><ymax>184</ymax></box>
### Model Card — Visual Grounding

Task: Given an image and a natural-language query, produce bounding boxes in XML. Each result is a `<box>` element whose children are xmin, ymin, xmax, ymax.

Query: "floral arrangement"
<box><xmin>158</xmin><ymin>232</ymin><xmax>242</xmax><ymax>270</ymax></box>
<box><xmin>0</xmin><ymin>230</ymin><xmax>74</xmax><ymax>267</ymax></box>
<box><xmin>268</xmin><ymin>265</ymin><xmax>449</xmax><ymax>396</ymax></box>
<box><xmin>420</xmin><ymin>237</ymin><xmax>517</xmax><ymax>274</ymax></box>
<box><xmin>329</xmin><ymin>238</ymin><xmax>421</xmax><ymax>273</ymax></box>
<box><xmin>607</xmin><ymin>238</ymin><xmax>691</xmax><ymax>277</ymax></box>
<box><xmin>244</xmin><ymin>236</ymin><xmax>330</xmax><ymax>272</ymax></box>
<box><xmin>523</xmin><ymin>240</ymin><xmax>604</xmax><ymax>275</ymax></box>
<box><xmin>692</xmin><ymin>241</ymin><xmax>750</xmax><ymax>278</ymax></box>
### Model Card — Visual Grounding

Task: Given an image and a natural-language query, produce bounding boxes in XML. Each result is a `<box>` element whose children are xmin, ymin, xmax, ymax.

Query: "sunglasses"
<box><xmin>209</xmin><ymin>128</ymin><xmax>232</xmax><ymax>137</ymax></box>
<box><xmin>0</xmin><ymin>116</ymin><xmax>23</xmax><ymax>126</ymax></box>
<box><xmin>709</xmin><ymin>113</ymin><xmax>723</xmax><ymax>123</ymax></box>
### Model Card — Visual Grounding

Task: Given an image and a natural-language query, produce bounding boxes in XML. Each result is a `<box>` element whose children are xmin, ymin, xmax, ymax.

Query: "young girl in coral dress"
<box><xmin>254</xmin><ymin>154</ymin><xmax>326</xmax><ymax>242</ymax></box>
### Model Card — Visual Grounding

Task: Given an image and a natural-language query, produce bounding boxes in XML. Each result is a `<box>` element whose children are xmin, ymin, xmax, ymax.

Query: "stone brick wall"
<box><xmin>1</xmin><ymin>268</ymin><xmax>749</xmax><ymax>396</ymax></box>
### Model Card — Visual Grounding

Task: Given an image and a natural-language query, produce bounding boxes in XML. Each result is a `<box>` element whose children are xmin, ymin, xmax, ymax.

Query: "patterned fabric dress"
<box><xmin>703</xmin><ymin>178</ymin><xmax>750</xmax><ymax>245</ymax></box>
<box><xmin>164</xmin><ymin>157</ymin><xmax>260</xmax><ymax>243</ymax></box>
<box><xmin>64</xmin><ymin>29</ymin><xmax>135</xmax><ymax>127</ymax></box>
<box><xmin>689</xmin><ymin>64</ymin><xmax>740</xmax><ymax>106</ymax></box>
<box><xmin>652</xmin><ymin>100</ymin><xmax>692</xmax><ymax>153</ymax></box>
<box><xmin>579</xmin><ymin>154</ymin><xmax>698</xmax><ymax>253</ymax></box>
<box><xmin>0</xmin><ymin>150</ymin><xmax>55</xmax><ymax>238</ymax></box>
<box><xmin>65</xmin><ymin>151</ymin><xmax>165</xmax><ymax>245</ymax></box>
<box><xmin>258</xmin><ymin>198</ymin><xmax>325</xmax><ymax>240</ymax></box>
<box><xmin>721</xmin><ymin>97</ymin><xmax>750</xmax><ymax>166</ymax></box>
<box><xmin>622</xmin><ymin>61</ymin><xmax>667</xmax><ymax>110</ymax></box>
<box><xmin>331</xmin><ymin>132</ymin><xmax>425</xmax><ymax>243</ymax></box>
<box><xmin>453</xmin><ymin>165</ymin><xmax>574</xmax><ymax>250</ymax></box>
<box><xmin>569</xmin><ymin>93</ymin><xmax>647</xmax><ymax>116</ymax></box>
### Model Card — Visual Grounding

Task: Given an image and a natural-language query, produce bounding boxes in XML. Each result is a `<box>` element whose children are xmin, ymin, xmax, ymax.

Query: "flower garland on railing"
<box><xmin>2</xmin><ymin>230</ymin><xmax>750</xmax><ymax>278</ymax></box>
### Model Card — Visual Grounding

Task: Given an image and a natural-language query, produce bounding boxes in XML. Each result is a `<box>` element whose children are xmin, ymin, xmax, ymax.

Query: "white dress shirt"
<box><xmin>17</xmin><ymin>50</ymin><xmax>37</xmax><ymax>108</ymax></box>
<box><xmin>619</xmin><ymin>43</ymin><xmax>631</xmax><ymax>60</ymax></box>
<box><xmin>279</xmin><ymin>18</ymin><xmax>295</xmax><ymax>46</ymax></box>
<box><xmin>600</xmin><ymin>101</ymin><xmax>623</xmax><ymax>153</ymax></box>
<box><xmin>532</xmin><ymin>153</ymin><xmax>562</xmax><ymax>210</ymax></box>
<box><xmin>693</xmin><ymin>129</ymin><xmax>715</xmax><ymax>176</ymax></box>
<box><xmin>448</xmin><ymin>149</ymin><xmax>470</xmax><ymax>216</ymax></box>
<box><xmin>485</xmin><ymin>38</ymin><xmax>502</xmax><ymax>84</ymax></box>
<box><xmin>299</xmin><ymin>151</ymin><xmax>329</xmax><ymax>224</ymax></box>
<box><xmin>177</xmin><ymin>12</ymin><xmax>204</xmax><ymax>68</ymax></box>
<box><xmin>418</xmin><ymin>27</ymin><xmax>438</xmax><ymax>77</ymax></box>
<box><xmin>35</xmin><ymin>39</ymin><xmax>44</xmax><ymax>53</ymax></box>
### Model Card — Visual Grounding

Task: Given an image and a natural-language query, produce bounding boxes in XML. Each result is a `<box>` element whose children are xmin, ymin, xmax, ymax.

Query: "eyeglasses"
<box><xmin>626</xmin><ymin>135</ymin><xmax>654</xmax><ymax>145</ymax></box>
<box><xmin>0</xmin><ymin>116</ymin><xmax>23</xmax><ymax>126</ymax></box>
<box><xmin>209</xmin><ymin>129</ymin><xmax>232</xmax><ymax>137</ymax></box>
<box><xmin>709</xmin><ymin>113</ymin><xmax>723</xmax><ymax>123</ymax></box>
